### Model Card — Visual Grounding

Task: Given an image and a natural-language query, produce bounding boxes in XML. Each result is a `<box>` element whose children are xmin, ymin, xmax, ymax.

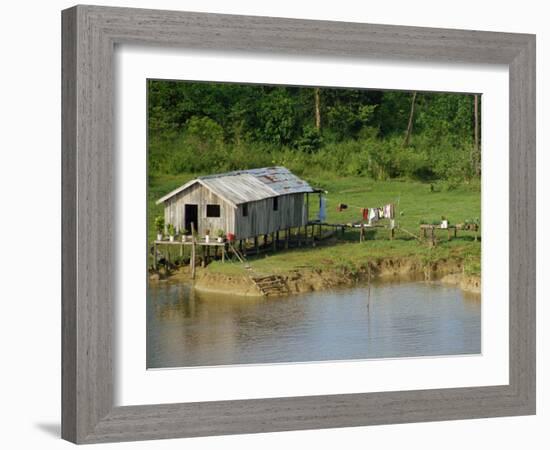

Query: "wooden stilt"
<box><xmin>297</xmin><ymin>226</ymin><xmax>301</xmax><ymax>247</ymax></box>
<box><xmin>285</xmin><ymin>228</ymin><xmax>289</xmax><ymax>249</ymax></box>
<box><xmin>190</xmin><ymin>222</ymin><xmax>196</xmax><ymax>280</ymax></box>
<box><xmin>191</xmin><ymin>242</ymin><xmax>196</xmax><ymax>279</ymax></box>
<box><xmin>255</xmin><ymin>236</ymin><xmax>259</xmax><ymax>255</ymax></box>
<box><xmin>153</xmin><ymin>242</ymin><xmax>157</xmax><ymax>270</ymax></box>
<box><xmin>272</xmin><ymin>232</ymin><xmax>276</xmax><ymax>251</ymax></box>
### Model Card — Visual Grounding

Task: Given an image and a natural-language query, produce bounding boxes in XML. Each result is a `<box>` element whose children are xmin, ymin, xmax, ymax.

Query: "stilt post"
<box><xmin>190</xmin><ymin>222</ymin><xmax>196</xmax><ymax>280</ymax></box>
<box><xmin>285</xmin><ymin>228</ymin><xmax>289</xmax><ymax>249</ymax></box>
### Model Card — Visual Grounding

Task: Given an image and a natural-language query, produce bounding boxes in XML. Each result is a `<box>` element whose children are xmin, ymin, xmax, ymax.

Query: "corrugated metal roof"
<box><xmin>156</xmin><ymin>166</ymin><xmax>315</xmax><ymax>205</ymax></box>
<box><xmin>201</xmin><ymin>174</ymin><xmax>278</xmax><ymax>205</ymax></box>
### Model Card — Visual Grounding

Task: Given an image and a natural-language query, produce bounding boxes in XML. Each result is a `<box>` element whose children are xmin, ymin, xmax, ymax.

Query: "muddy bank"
<box><xmin>188</xmin><ymin>257</ymin><xmax>480</xmax><ymax>297</ymax></box>
<box><xmin>440</xmin><ymin>273</ymin><xmax>481</xmax><ymax>294</ymax></box>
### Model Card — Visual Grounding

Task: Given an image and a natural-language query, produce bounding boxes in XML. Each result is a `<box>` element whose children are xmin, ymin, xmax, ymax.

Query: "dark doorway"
<box><xmin>184</xmin><ymin>204</ymin><xmax>198</xmax><ymax>234</ymax></box>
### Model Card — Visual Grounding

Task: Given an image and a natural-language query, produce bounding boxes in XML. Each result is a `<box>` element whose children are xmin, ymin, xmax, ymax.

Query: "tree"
<box><xmin>403</xmin><ymin>91</ymin><xmax>417</xmax><ymax>147</ymax></box>
<box><xmin>314</xmin><ymin>87</ymin><xmax>321</xmax><ymax>130</ymax></box>
<box><xmin>472</xmin><ymin>94</ymin><xmax>480</xmax><ymax>176</ymax></box>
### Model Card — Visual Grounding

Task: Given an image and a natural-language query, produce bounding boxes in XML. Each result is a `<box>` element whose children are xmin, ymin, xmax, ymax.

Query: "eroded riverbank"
<box><xmin>151</xmin><ymin>256</ymin><xmax>480</xmax><ymax>297</ymax></box>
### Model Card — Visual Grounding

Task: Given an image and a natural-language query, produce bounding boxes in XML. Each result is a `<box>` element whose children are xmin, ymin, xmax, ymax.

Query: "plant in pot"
<box><xmin>204</xmin><ymin>229</ymin><xmax>210</xmax><ymax>243</ymax></box>
<box><xmin>216</xmin><ymin>229</ymin><xmax>225</xmax><ymax>243</ymax></box>
<box><xmin>181</xmin><ymin>228</ymin><xmax>189</xmax><ymax>242</ymax></box>
<box><xmin>167</xmin><ymin>224</ymin><xmax>175</xmax><ymax>242</ymax></box>
<box><xmin>154</xmin><ymin>216</ymin><xmax>165</xmax><ymax>241</ymax></box>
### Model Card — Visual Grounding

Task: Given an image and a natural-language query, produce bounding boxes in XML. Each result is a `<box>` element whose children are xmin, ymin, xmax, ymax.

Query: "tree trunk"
<box><xmin>473</xmin><ymin>94</ymin><xmax>480</xmax><ymax>176</ymax></box>
<box><xmin>314</xmin><ymin>87</ymin><xmax>321</xmax><ymax>130</ymax></box>
<box><xmin>403</xmin><ymin>91</ymin><xmax>417</xmax><ymax>147</ymax></box>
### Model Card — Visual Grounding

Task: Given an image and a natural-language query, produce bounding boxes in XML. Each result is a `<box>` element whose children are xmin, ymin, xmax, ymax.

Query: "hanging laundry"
<box><xmin>369</xmin><ymin>208</ymin><xmax>379</xmax><ymax>222</ymax></box>
<box><xmin>383</xmin><ymin>204</ymin><xmax>393</xmax><ymax>219</ymax></box>
<box><xmin>362</xmin><ymin>208</ymin><xmax>369</xmax><ymax>221</ymax></box>
<box><xmin>318</xmin><ymin>196</ymin><xmax>327</xmax><ymax>222</ymax></box>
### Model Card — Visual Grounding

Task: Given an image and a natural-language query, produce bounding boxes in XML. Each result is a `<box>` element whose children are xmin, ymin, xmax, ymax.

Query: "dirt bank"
<box><xmin>189</xmin><ymin>256</ymin><xmax>480</xmax><ymax>297</ymax></box>
<box><xmin>440</xmin><ymin>273</ymin><xmax>481</xmax><ymax>294</ymax></box>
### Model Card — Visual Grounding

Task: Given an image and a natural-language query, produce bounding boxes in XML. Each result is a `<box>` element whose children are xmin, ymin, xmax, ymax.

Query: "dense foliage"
<box><xmin>148</xmin><ymin>80</ymin><xmax>481</xmax><ymax>184</ymax></box>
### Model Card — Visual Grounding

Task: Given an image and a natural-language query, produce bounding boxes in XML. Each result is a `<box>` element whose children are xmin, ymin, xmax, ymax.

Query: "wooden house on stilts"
<box><xmin>156</xmin><ymin>167</ymin><xmax>320</xmax><ymax>242</ymax></box>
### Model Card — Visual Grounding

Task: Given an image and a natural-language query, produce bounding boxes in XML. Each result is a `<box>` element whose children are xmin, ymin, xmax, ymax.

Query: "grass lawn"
<box><xmin>148</xmin><ymin>172</ymin><xmax>481</xmax><ymax>276</ymax></box>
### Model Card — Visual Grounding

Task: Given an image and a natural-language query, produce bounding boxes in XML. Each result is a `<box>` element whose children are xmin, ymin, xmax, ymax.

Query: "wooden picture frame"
<box><xmin>62</xmin><ymin>5</ymin><xmax>536</xmax><ymax>444</ymax></box>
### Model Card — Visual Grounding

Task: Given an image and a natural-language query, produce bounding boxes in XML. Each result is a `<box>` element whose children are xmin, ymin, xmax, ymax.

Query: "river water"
<box><xmin>147</xmin><ymin>280</ymin><xmax>481</xmax><ymax>368</ymax></box>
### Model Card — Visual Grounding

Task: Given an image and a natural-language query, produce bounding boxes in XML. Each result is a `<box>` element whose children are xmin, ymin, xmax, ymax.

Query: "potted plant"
<box><xmin>204</xmin><ymin>229</ymin><xmax>210</xmax><ymax>243</ymax></box>
<box><xmin>181</xmin><ymin>228</ymin><xmax>189</xmax><ymax>242</ymax></box>
<box><xmin>167</xmin><ymin>224</ymin><xmax>175</xmax><ymax>242</ymax></box>
<box><xmin>216</xmin><ymin>229</ymin><xmax>225</xmax><ymax>243</ymax></box>
<box><xmin>154</xmin><ymin>216</ymin><xmax>165</xmax><ymax>241</ymax></box>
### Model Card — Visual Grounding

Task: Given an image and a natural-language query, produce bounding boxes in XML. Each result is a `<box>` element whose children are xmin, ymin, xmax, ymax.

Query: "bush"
<box><xmin>148</xmin><ymin>124</ymin><xmax>480</xmax><ymax>186</ymax></box>
<box><xmin>296</xmin><ymin>125</ymin><xmax>322</xmax><ymax>153</ymax></box>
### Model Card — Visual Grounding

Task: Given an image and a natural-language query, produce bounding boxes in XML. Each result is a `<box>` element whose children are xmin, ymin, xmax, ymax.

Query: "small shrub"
<box><xmin>154</xmin><ymin>216</ymin><xmax>165</xmax><ymax>233</ymax></box>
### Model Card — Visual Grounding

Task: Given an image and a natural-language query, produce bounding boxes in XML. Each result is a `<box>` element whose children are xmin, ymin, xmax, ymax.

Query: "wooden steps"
<box><xmin>251</xmin><ymin>275</ymin><xmax>290</xmax><ymax>297</ymax></box>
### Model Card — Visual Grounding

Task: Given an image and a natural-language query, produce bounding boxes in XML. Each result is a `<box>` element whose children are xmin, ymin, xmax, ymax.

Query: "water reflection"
<box><xmin>147</xmin><ymin>280</ymin><xmax>481</xmax><ymax>368</ymax></box>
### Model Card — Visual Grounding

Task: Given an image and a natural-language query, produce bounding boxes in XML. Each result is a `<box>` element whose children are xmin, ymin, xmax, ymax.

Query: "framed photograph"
<box><xmin>62</xmin><ymin>5</ymin><xmax>535</xmax><ymax>444</ymax></box>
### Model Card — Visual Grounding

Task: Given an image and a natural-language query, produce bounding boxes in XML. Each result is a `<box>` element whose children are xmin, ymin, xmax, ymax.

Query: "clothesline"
<box><xmin>317</xmin><ymin>194</ymin><xmax>400</xmax><ymax>223</ymax></box>
<box><xmin>335</xmin><ymin>202</ymin><xmax>395</xmax><ymax>220</ymax></box>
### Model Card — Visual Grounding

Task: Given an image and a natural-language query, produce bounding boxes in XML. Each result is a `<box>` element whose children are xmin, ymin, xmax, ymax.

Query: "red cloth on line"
<box><xmin>362</xmin><ymin>208</ymin><xmax>369</xmax><ymax>220</ymax></box>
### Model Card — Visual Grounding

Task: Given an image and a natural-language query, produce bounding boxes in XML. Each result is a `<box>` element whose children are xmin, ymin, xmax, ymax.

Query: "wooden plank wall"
<box><xmin>163</xmin><ymin>185</ymin><xmax>307</xmax><ymax>239</ymax></box>
<box><xmin>235</xmin><ymin>193</ymin><xmax>306</xmax><ymax>239</ymax></box>
<box><xmin>164</xmin><ymin>183</ymin><xmax>236</xmax><ymax>236</ymax></box>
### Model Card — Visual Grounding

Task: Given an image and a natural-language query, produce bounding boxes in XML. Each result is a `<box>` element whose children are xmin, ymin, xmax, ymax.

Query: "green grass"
<box><xmin>207</xmin><ymin>238</ymin><xmax>480</xmax><ymax>276</ymax></box>
<box><xmin>303</xmin><ymin>173</ymin><xmax>480</xmax><ymax>231</ymax></box>
<box><xmin>148</xmin><ymin>173</ymin><xmax>481</xmax><ymax>276</ymax></box>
